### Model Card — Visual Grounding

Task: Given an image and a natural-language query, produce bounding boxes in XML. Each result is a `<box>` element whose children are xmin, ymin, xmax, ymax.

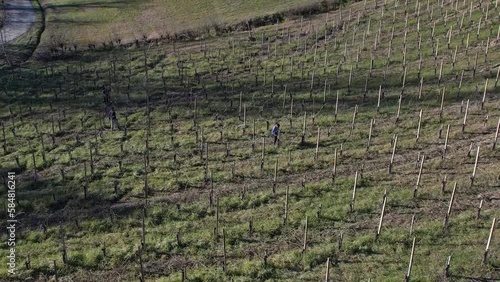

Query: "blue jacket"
<box><xmin>271</xmin><ymin>126</ymin><xmax>279</xmax><ymax>136</ymax></box>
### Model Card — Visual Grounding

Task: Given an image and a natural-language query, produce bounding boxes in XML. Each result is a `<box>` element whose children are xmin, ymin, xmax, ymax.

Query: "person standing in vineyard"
<box><xmin>110</xmin><ymin>107</ymin><xmax>120</xmax><ymax>131</ymax></box>
<box><xmin>271</xmin><ymin>123</ymin><xmax>280</xmax><ymax>146</ymax></box>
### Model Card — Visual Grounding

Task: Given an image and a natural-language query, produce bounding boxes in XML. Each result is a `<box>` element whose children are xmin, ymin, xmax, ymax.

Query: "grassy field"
<box><xmin>0</xmin><ymin>0</ymin><xmax>499</xmax><ymax>281</ymax></box>
<box><xmin>0</xmin><ymin>0</ymin><xmax>44</xmax><ymax>65</ymax></box>
<box><xmin>37</xmin><ymin>0</ymin><xmax>328</xmax><ymax>50</ymax></box>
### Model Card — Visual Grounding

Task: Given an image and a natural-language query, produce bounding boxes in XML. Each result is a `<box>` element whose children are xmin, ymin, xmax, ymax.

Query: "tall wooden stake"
<box><xmin>414</xmin><ymin>155</ymin><xmax>425</xmax><ymax>198</ymax></box>
<box><xmin>483</xmin><ymin>218</ymin><xmax>496</xmax><ymax>264</ymax></box>
<box><xmin>405</xmin><ymin>237</ymin><xmax>416</xmax><ymax>282</ymax></box>
<box><xmin>470</xmin><ymin>146</ymin><xmax>480</xmax><ymax>187</ymax></box>
<box><xmin>350</xmin><ymin>171</ymin><xmax>358</xmax><ymax>213</ymax></box>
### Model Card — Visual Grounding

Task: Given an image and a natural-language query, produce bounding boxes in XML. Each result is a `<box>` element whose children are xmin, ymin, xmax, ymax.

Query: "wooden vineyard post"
<box><xmin>243</xmin><ymin>104</ymin><xmax>246</xmax><ymax>135</ymax></box>
<box><xmin>443</xmin><ymin>182</ymin><xmax>457</xmax><ymax>229</ymax></box>
<box><xmin>416</xmin><ymin>109</ymin><xmax>422</xmax><ymax>143</ymax></box>
<box><xmin>495</xmin><ymin>65</ymin><xmax>500</xmax><ymax>88</ymax></box>
<box><xmin>462</xmin><ymin>99</ymin><xmax>469</xmax><ymax>133</ymax></box>
<box><xmin>252</xmin><ymin>119</ymin><xmax>256</xmax><ymax>151</ymax></box>
<box><xmin>405</xmin><ymin>237</ymin><xmax>416</xmax><ymax>282</ymax></box>
<box><xmin>483</xmin><ymin>218</ymin><xmax>496</xmax><ymax>264</ymax></box>
<box><xmin>388</xmin><ymin>135</ymin><xmax>398</xmax><ymax>174</ymax></box>
<box><xmin>377</xmin><ymin>85</ymin><xmax>382</xmax><ymax>113</ymax></box>
<box><xmin>493</xmin><ymin>117</ymin><xmax>500</xmax><ymax>150</ymax></box>
<box><xmin>324</xmin><ymin>257</ymin><xmax>330</xmax><ymax>282</ymax></box>
<box><xmin>445</xmin><ymin>256</ymin><xmax>451</xmax><ymax>277</ymax></box>
<box><xmin>88</xmin><ymin>142</ymin><xmax>94</xmax><ymax>175</ymax></box>
<box><xmin>413</xmin><ymin>155</ymin><xmax>425</xmax><ymax>198</ymax></box>
<box><xmin>302</xmin><ymin>216</ymin><xmax>308</xmax><ymax>253</ymax></box>
<box><xmin>239</xmin><ymin>92</ymin><xmax>242</xmax><ymax>119</ymax></box>
<box><xmin>315</xmin><ymin>127</ymin><xmax>320</xmax><ymax>163</ymax></box>
<box><xmin>443</xmin><ymin>125</ymin><xmax>450</xmax><ymax>158</ymax></box>
<box><xmin>376</xmin><ymin>192</ymin><xmax>387</xmax><ymax>240</ymax></box>
<box><xmin>441</xmin><ymin>174</ymin><xmax>447</xmax><ymax>194</ymax></box>
<box><xmin>396</xmin><ymin>95</ymin><xmax>402</xmax><ymax>123</ymax></box>
<box><xmin>334</xmin><ymin>91</ymin><xmax>339</xmax><ymax>123</ymax></box>
<box><xmin>332</xmin><ymin>148</ymin><xmax>337</xmax><ymax>186</ymax></box>
<box><xmin>477</xmin><ymin>199</ymin><xmax>484</xmax><ymax>220</ymax></box>
<box><xmin>482</xmin><ymin>79</ymin><xmax>488</xmax><ymax>110</ymax></box>
<box><xmin>470</xmin><ymin>146</ymin><xmax>480</xmax><ymax>187</ymax></box>
<box><xmin>350</xmin><ymin>171</ymin><xmax>358</xmax><ymax>213</ymax></box>
<box><xmin>418</xmin><ymin>77</ymin><xmax>423</xmax><ymax>99</ymax></box>
<box><xmin>439</xmin><ymin>87</ymin><xmax>445</xmax><ymax>120</ymax></box>
<box><xmin>367</xmin><ymin>119</ymin><xmax>374</xmax><ymax>151</ymax></box>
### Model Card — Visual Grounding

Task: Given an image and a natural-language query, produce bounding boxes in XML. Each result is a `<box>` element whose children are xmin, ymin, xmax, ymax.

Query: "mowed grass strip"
<box><xmin>39</xmin><ymin>0</ymin><xmax>321</xmax><ymax>46</ymax></box>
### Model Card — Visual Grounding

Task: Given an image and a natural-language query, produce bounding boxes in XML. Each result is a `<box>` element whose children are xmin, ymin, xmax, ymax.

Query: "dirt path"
<box><xmin>0</xmin><ymin>0</ymin><xmax>36</xmax><ymax>43</ymax></box>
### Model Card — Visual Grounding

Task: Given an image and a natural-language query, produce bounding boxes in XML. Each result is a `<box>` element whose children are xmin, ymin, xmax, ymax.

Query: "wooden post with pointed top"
<box><xmin>483</xmin><ymin>218</ymin><xmax>496</xmax><ymax>264</ymax></box>
<box><xmin>367</xmin><ymin>119</ymin><xmax>374</xmax><ymax>151</ymax></box>
<box><xmin>389</xmin><ymin>136</ymin><xmax>398</xmax><ymax>174</ymax></box>
<box><xmin>441</xmin><ymin>174</ymin><xmax>447</xmax><ymax>194</ymax></box>
<box><xmin>493</xmin><ymin>117</ymin><xmax>500</xmax><ymax>150</ymax></box>
<box><xmin>332</xmin><ymin>148</ymin><xmax>337</xmax><ymax>186</ymax></box>
<box><xmin>416</xmin><ymin>109</ymin><xmax>423</xmax><ymax>142</ymax></box>
<box><xmin>476</xmin><ymin>200</ymin><xmax>484</xmax><ymax>220</ymax></box>
<box><xmin>324</xmin><ymin>257</ymin><xmax>330</xmax><ymax>281</ymax></box>
<box><xmin>409</xmin><ymin>214</ymin><xmax>415</xmax><ymax>236</ymax></box>
<box><xmin>302</xmin><ymin>216</ymin><xmax>308</xmax><ymax>253</ymax></box>
<box><xmin>462</xmin><ymin>100</ymin><xmax>469</xmax><ymax>133</ymax></box>
<box><xmin>243</xmin><ymin>104</ymin><xmax>247</xmax><ymax>135</ymax></box>
<box><xmin>443</xmin><ymin>182</ymin><xmax>457</xmax><ymax>229</ymax></box>
<box><xmin>443</xmin><ymin>125</ymin><xmax>450</xmax><ymax>158</ymax></box>
<box><xmin>482</xmin><ymin>79</ymin><xmax>488</xmax><ymax>110</ymax></box>
<box><xmin>376</xmin><ymin>194</ymin><xmax>387</xmax><ymax>240</ymax></box>
<box><xmin>405</xmin><ymin>237</ymin><xmax>416</xmax><ymax>282</ymax></box>
<box><xmin>377</xmin><ymin>85</ymin><xmax>382</xmax><ymax>113</ymax></box>
<box><xmin>470</xmin><ymin>146</ymin><xmax>480</xmax><ymax>187</ymax></box>
<box><xmin>439</xmin><ymin>87</ymin><xmax>446</xmax><ymax>119</ymax></box>
<box><xmin>445</xmin><ymin>256</ymin><xmax>451</xmax><ymax>277</ymax></box>
<box><xmin>414</xmin><ymin>155</ymin><xmax>425</xmax><ymax>198</ymax></box>
<box><xmin>396</xmin><ymin>95</ymin><xmax>402</xmax><ymax>123</ymax></box>
<box><xmin>350</xmin><ymin>172</ymin><xmax>358</xmax><ymax>213</ymax></box>
<box><xmin>334</xmin><ymin>91</ymin><xmax>339</xmax><ymax>123</ymax></box>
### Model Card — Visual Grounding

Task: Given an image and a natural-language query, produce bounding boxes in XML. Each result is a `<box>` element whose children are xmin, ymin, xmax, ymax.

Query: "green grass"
<box><xmin>38</xmin><ymin>0</ymin><xmax>327</xmax><ymax>48</ymax></box>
